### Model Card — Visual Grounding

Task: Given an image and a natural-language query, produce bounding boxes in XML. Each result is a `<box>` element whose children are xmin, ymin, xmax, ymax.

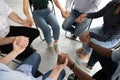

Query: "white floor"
<box><xmin>5</xmin><ymin>0</ymin><xmax>111</xmax><ymax>79</ymax></box>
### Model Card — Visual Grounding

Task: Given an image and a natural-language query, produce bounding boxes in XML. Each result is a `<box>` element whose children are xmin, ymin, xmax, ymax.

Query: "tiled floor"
<box><xmin>5</xmin><ymin>0</ymin><xmax>111</xmax><ymax>79</ymax></box>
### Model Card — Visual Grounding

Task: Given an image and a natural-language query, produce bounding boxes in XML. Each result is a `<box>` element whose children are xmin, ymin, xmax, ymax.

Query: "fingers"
<box><xmin>14</xmin><ymin>36</ymin><xmax>29</xmax><ymax>48</ymax></box>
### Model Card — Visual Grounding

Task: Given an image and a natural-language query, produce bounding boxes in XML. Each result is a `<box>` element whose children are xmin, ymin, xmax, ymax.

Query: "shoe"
<box><xmin>48</xmin><ymin>46</ymin><xmax>55</xmax><ymax>54</ymax></box>
<box><xmin>70</xmin><ymin>34</ymin><xmax>77</xmax><ymax>40</ymax></box>
<box><xmin>77</xmin><ymin>57</ymin><xmax>89</xmax><ymax>64</ymax></box>
<box><xmin>76</xmin><ymin>48</ymin><xmax>84</xmax><ymax>55</ymax></box>
<box><xmin>53</xmin><ymin>44</ymin><xmax>60</xmax><ymax>54</ymax></box>
<box><xmin>76</xmin><ymin>48</ymin><xmax>90</xmax><ymax>59</ymax></box>
<box><xmin>34</xmin><ymin>70</ymin><xmax>43</xmax><ymax>77</ymax></box>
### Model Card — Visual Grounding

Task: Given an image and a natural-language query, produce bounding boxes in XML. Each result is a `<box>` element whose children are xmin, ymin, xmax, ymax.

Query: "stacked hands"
<box><xmin>21</xmin><ymin>17</ymin><xmax>34</xmax><ymax>27</ymax></box>
<box><xmin>57</xmin><ymin>53</ymin><xmax>75</xmax><ymax>69</ymax></box>
<box><xmin>12</xmin><ymin>36</ymin><xmax>29</xmax><ymax>55</ymax></box>
<box><xmin>80</xmin><ymin>32</ymin><xmax>91</xmax><ymax>46</ymax></box>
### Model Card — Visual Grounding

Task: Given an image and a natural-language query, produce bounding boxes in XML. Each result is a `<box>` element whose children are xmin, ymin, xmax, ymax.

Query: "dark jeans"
<box><xmin>0</xmin><ymin>26</ymin><xmax>39</xmax><ymax>60</ymax></box>
<box><xmin>17</xmin><ymin>52</ymin><xmax>41</xmax><ymax>76</ymax></box>
<box><xmin>87</xmin><ymin>50</ymin><xmax>118</xmax><ymax>80</ymax></box>
<box><xmin>42</xmin><ymin>69</ymin><xmax>66</xmax><ymax>80</ymax></box>
<box><xmin>17</xmin><ymin>52</ymin><xmax>65</xmax><ymax>80</ymax></box>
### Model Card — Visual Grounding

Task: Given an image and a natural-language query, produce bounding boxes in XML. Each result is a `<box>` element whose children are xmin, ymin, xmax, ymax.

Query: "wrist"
<box><xmin>68</xmin><ymin>63</ymin><xmax>76</xmax><ymax>70</ymax></box>
<box><xmin>88</xmin><ymin>41</ymin><xmax>93</xmax><ymax>47</ymax></box>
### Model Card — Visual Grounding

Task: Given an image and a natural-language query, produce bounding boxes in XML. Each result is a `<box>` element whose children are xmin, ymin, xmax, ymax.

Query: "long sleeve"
<box><xmin>87</xmin><ymin>1</ymin><xmax>113</xmax><ymax>19</ymax></box>
<box><xmin>65</xmin><ymin>0</ymin><xmax>74</xmax><ymax>11</ymax></box>
<box><xmin>86</xmin><ymin>0</ymin><xmax>101</xmax><ymax>13</ymax></box>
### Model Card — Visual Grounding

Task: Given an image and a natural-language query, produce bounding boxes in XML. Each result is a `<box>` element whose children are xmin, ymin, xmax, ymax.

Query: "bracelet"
<box><xmin>69</xmin><ymin>63</ymin><xmax>76</xmax><ymax>70</ymax></box>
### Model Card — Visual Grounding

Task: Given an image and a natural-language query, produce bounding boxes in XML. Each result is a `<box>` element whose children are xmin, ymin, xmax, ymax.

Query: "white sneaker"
<box><xmin>53</xmin><ymin>44</ymin><xmax>60</xmax><ymax>54</ymax></box>
<box><xmin>48</xmin><ymin>46</ymin><xmax>55</xmax><ymax>54</ymax></box>
<box><xmin>77</xmin><ymin>58</ymin><xmax>89</xmax><ymax>64</ymax></box>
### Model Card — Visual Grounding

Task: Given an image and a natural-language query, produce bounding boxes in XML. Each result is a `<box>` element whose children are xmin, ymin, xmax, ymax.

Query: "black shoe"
<box><xmin>71</xmin><ymin>34</ymin><xmax>77</xmax><ymax>40</ymax></box>
<box><xmin>34</xmin><ymin>70</ymin><xmax>43</xmax><ymax>77</ymax></box>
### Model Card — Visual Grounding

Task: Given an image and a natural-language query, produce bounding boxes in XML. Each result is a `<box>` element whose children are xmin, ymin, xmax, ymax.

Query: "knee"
<box><xmin>61</xmin><ymin>69</ymin><xmax>66</xmax><ymax>77</ymax></box>
<box><xmin>33</xmin><ymin>29</ymin><xmax>40</xmax><ymax>37</ymax></box>
<box><xmin>32</xmin><ymin>52</ymin><xmax>41</xmax><ymax>63</ymax></box>
<box><xmin>42</xmin><ymin>27</ymin><xmax>51</xmax><ymax>33</ymax></box>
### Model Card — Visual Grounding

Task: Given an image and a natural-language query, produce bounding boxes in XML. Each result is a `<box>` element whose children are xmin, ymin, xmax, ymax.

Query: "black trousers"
<box><xmin>0</xmin><ymin>26</ymin><xmax>39</xmax><ymax>61</ymax></box>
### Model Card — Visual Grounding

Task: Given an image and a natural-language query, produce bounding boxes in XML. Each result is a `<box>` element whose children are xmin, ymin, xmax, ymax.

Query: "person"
<box><xmin>0</xmin><ymin>36</ymin><xmax>67</xmax><ymax>80</ymax></box>
<box><xmin>58</xmin><ymin>43</ymin><xmax>120</xmax><ymax>80</ymax></box>
<box><xmin>62</xmin><ymin>0</ymin><xmax>101</xmax><ymax>40</ymax></box>
<box><xmin>23</xmin><ymin>0</ymin><xmax>66</xmax><ymax>54</ymax></box>
<box><xmin>0</xmin><ymin>0</ymin><xmax>39</xmax><ymax>61</ymax></box>
<box><xmin>76</xmin><ymin>0</ymin><xmax>120</xmax><ymax>60</ymax></box>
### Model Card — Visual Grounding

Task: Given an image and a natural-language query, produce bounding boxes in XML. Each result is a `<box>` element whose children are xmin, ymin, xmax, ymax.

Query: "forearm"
<box><xmin>54</xmin><ymin>0</ymin><xmax>64</xmax><ymax>12</ymax></box>
<box><xmin>90</xmin><ymin>42</ymin><xmax>112</xmax><ymax>58</ymax></box>
<box><xmin>69</xmin><ymin>64</ymin><xmax>94</xmax><ymax>80</ymax></box>
<box><xmin>0</xmin><ymin>50</ymin><xmax>18</xmax><ymax>65</ymax></box>
<box><xmin>8</xmin><ymin>12</ymin><xmax>24</xmax><ymax>25</ymax></box>
<box><xmin>0</xmin><ymin>37</ymin><xmax>15</xmax><ymax>46</ymax></box>
<box><xmin>23</xmin><ymin>0</ymin><xmax>31</xmax><ymax>18</ymax></box>
<box><xmin>49</xmin><ymin>68</ymin><xmax>62</xmax><ymax>80</ymax></box>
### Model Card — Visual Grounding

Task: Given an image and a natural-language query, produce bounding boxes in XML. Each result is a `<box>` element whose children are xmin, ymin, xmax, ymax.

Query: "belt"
<box><xmin>34</xmin><ymin>6</ymin><xmax>47</xmax><ymax>10</ymax></box>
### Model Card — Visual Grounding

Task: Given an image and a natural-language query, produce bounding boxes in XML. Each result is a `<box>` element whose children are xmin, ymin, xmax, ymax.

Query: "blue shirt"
<box><xmin>111</xmin><ymin>48</ymin><xmax>120</xmax><ymax>80</ymax></box>
<box><xmin>0</xmin><ymin>63</ymin><xmax>53</xmax><ymax>80</ymax></box>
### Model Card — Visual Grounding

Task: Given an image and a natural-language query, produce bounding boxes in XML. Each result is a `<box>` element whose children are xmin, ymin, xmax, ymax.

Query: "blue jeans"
<box><xmin>17</xmin><ymin>52</ymin><xmax>65</xmax><ymax>80</ymax></box>
<box><xmin>42</xmin><ymin>69</ymin><xmax>66</xmax><ymax>80</ymax></box>
<box><xmin>33</xmin><ymin>8</ymin><xmax>60</xmax><ymax>44</ymax></box>
<box><xmin>82</xmin><ymin>26</ymin><xmax>120</xmax><ymax>54</ymax></box>
<box><xmin>62</xmin><ymin>9</ymin><xmax>91</xmax><ymax>36</ymax></box>
<box><xmin>17</xmin><ymin>52</ymin><xmax>41</xmax><ymax>76</ymax></box>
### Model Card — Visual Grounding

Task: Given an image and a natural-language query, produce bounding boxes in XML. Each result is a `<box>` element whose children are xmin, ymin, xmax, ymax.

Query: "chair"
<box><xmin>29</xmin><ymin>0</ymin><xmax>55</xmax><ymax>41</ymax></box>
<box><xmin>65</xmin><ymin>19</ymin><xmax>93</xmax><ymax>42</ymax></box>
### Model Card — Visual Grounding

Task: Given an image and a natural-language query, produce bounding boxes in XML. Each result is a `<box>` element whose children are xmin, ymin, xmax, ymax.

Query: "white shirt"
<box><xmin>65</xmin><ymin>0</ymin><xmax>101</xmax><ymax>13</ymax></box>
<box><xmin>0</xmin><ymin>0</ymin><xmax>12</xmax><ymax>37</ymax></box>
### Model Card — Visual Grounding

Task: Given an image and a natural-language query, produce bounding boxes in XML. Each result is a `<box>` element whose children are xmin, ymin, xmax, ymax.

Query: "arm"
<box><xmin>80</xmin><ymin>32</ymin><xmax>112</xmax><ymax>58</ymax></box>
<box><xmin>0</xmin><ymin>37</ymin><xmax>15</xmax><ymax>46</ymax></box>
<box><xmin>0</xmin><ymin>36</ymin><xmax>29</xmax><ymax>65</ymax></box>
<box><xmin>86</xmin><ymin>0</ymin><xmax>101</xmax><ymax>13</ymax></box>
<box><xmin>49</xmin><ymin>57</ymin><xmax>68</xmax><ymax>80</ymax></box>
<box><xmin>58</xmin><ymin>53</ymin><xmax>94</xmax><ymax>80</ymax></box>
<box><xmin>8</xmin><ymin>11</ymin><xmax>30</xmax><ymax>27</ymax></box>
<box><xmin>75</xmin><ymin>1</ymin><xmax>114</xmax><ymax>23</ymax></box>
<box><xmin>23</xmin><ymin>0</ymin><xmax>34</xmax><ymax>26</ymax></box>
<box><xmin>53</xmin><ymin>0</ymin><xmax>67</xmax><ymax>18</ymax></box>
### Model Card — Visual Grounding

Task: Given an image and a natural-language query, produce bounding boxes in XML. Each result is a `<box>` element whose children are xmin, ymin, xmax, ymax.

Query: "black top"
<box><xmin>30</xmin><ymin>0</ymin><xmax>48</xmax><ymax>9</ymax></box>
<box><xmin>87</xmin><ymin>1</ymin><xmax>120</xmax><ymax>41</ymax></box>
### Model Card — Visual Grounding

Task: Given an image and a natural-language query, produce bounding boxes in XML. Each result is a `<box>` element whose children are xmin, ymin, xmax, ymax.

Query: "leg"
<box><xmin>74</xmin><ymin>19</ymin><xmax>91</xmax><ymax>37</ymax></box>
<box><xmin>16</xmin><ymin>52</ymin><xmax>41</xmax><ymax>76</ymax></box>
<box><xmin>42</xmin><ymin>69</ymin><xmax>66</xmax><ymax>80</ymax></box>
<box><xmin>33</xmin><ymin>9</ymin><xmax>52</xmax><ymax>44</ymax></box>
<box><xmin>87</xmin><ymin>50</ymin><xmax>99</xmax><ymax>69</ymax></box>
<box><xmin>92</xmin><ymin>69</ymin><xmax>106</xmax><ymax>80</ymax></box>
<box><xmin>0</xmin><ymin>26</ymin><xmax>39</xmax><ymax>60</ymax></box>
<box><xmin>62</xmin><ymin>9</ymin><xmax>81</xmax><ymax>34</ymax></box>
<box><xmin>45</xmin><ymin>11</ymin><xmax>60</xmax><ymax>41</ymax></box>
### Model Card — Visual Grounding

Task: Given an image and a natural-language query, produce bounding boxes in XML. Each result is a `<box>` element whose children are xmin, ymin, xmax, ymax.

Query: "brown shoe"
<box><xmin>76</xmin><ymin>48</ymin><xmax>84</xmax><ymax>55</ymax></box>
<box><xmin>79</xmin><ymin>51</ymin><xmax>90</xmax><ymax>59</ymax></box>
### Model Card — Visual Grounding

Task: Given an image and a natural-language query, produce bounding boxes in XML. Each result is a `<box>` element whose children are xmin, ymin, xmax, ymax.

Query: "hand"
<box><xmin>26</xmin><ymin>17</ymin><xmax>35</xmax><ymax>27</ymax></box>
<box><xmin>80</xmin><ymin>32</ymin><xmax>91</xmax><ymax>46</ymax></box>
<box><xmin>21</xmin><ymin>17</ymin><xmax>34</xmax><ymax>27</ymax></box>
<box><xmin>57</xmin><ymin>53</ymin><xmax>74</xmax><ymax>68</ymax></box>
<box><xmin>54</xmin><ymin>57</ymin><xmax>68</xmax><ymax>71</ymax></box>
<box><xmin>61</xmin><ymin>10</ymin><xmax>70</xmax><ymax>19</ymax></box>
<box><xmin>12</xmin><ymin>36</ymin><xmax>29</xmax><ymax>54</ymax></box>
<box><xmin>75</xmin><ymin>13</ymin><xmax>87</xmax><ymax>23</ymax></box>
